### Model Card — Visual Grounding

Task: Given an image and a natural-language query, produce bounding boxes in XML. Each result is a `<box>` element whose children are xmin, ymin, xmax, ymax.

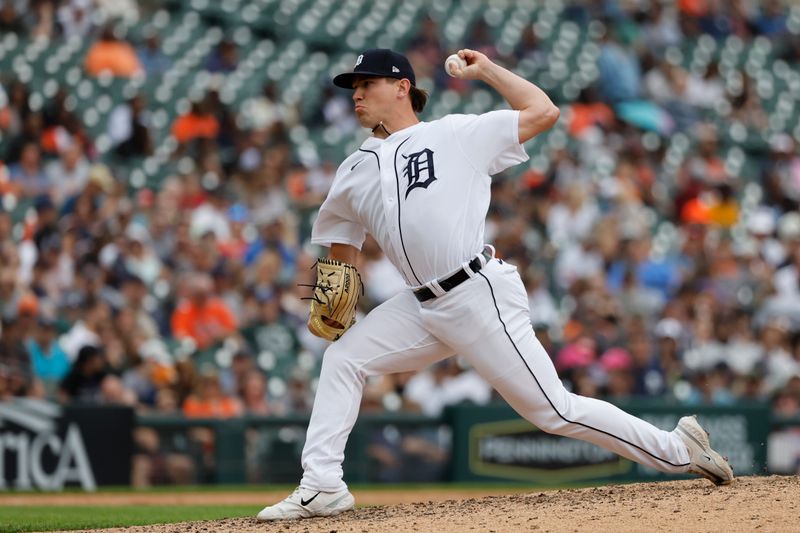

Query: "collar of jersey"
<box><xmin>362</xmin><ymin>121</ymin><xmax>426</xmax><ymax>146</ymax></box>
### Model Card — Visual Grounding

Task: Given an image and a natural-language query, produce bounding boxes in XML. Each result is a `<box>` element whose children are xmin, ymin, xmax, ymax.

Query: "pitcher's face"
<box><xmin>352</xmin><ymin>76</ymin><xmax>402</xmax><ymax>130</ymax></box>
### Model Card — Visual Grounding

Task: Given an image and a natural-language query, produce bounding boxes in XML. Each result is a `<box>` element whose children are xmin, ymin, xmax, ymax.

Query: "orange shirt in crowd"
<box><xmin>0</xmin><ymin>106</ymin><xmax>10</xmax><ymax>130</ymax></box>
<box><xmin>677</xmin><ymin>0</ymin><xmax>708</xmax><ymax>17</ymax></box>
<box><xmin>170</xmin><ymin>298</ymin><xmax>237</xmax><ymax>350</ymax></box>
<box><xmin>171</xmin><ymin>113</ymin><xmax>219</xmax><ymax>144</ymax></box>
<box><xmin>182</xmin><ymin>395</ymin><xmax>243</xmax><ymax>418</ymax></box>
<box><xmin>84</xmin><ymin>41</ymin><xmax>144</xmax><ymax>78</ymax></box>
<box><xmin>680</xmin><ymin>197</ymin><xmax>712</xmax><ymax>225</ymax></box>
<box><xmin>709</xmin><ymin>200</ymin><xmax>739</xmax><ymax>228</ymax></box>
<box><xmin>568</xmin><ymin>102</ymin><xmax>615</xmax><ymax>138</ymax></box>
<box><xmin>0</xmin><ymin>162</ymin><xmax>14</xmax><ymax>194</ymax></box>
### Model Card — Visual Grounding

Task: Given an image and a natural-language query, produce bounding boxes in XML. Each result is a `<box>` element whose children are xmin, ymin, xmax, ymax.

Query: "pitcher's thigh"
<box><xmin>324</xmin><ymin>290</ymin><xmax>455</xmax><ymax>377</ymax></box>
<box><xmin>421</xmin><ymin>264</ymin><xmax>568</xmax><ymax>413</ymax></box>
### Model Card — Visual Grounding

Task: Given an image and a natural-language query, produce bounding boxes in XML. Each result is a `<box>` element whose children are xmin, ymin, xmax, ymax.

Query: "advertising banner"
<box><xmin>449</xmin><ymin>402</ymin><xmax>770</xmax><ymax>484</ymax></box>
<box><xmin>0</xmin><ymin>400</ymin><xmax>133</xmax><ymax>490</ymax></box>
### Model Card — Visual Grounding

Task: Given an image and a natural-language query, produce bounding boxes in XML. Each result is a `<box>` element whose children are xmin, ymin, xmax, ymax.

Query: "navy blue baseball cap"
<box><xmin>333</xmin><ymin>49</ymin><xmax>416</xmax><ymax>89</ymax></box>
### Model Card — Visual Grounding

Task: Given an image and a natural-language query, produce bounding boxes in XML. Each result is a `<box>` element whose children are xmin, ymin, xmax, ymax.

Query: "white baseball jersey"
<box><xmin>299</xmin><ymin>109</ymin><xmax>693</xmax><ymax>494</ymax></box>
<box><xmin>311</xmin><ymin>110</ymin><xmax>528</xmax><ymax>286</ymax></box>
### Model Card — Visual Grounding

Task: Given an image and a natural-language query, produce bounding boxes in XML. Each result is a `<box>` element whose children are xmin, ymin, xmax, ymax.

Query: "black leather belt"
<box><xmin>413</xmin><ymin>250</ymin><xmax>492</xmax><ymax>302</ymax></box>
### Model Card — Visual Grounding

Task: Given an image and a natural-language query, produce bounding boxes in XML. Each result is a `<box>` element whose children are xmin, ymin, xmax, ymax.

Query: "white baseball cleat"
<box><xmin>256</xmin><ymin>486</ymin><xmax>355</xmax><ymax>521</ymax></box>
<box><xmin>674</xmin><ymin>415</ymin><xmax>734</xmax><ymax>486</ymax></box>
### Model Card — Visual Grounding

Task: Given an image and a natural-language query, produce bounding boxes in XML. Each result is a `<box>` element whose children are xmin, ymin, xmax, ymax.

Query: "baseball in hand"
<box><xmin>445</xmin><ymin>53</ymin><xmax>467</xmax><ymax>77</ymax></box>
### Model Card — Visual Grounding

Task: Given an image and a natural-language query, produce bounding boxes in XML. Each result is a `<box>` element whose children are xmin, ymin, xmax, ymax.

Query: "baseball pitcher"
<box><xmin>257</xmin><ymin>48</ymin><xmax>733</xmax><ymax>521</ymax></box>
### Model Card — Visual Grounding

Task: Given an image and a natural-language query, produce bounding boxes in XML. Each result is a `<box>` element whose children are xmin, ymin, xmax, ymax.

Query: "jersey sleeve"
<box><xmin>310</xmin><ymin>181</ymin><xmax>367</xmax><ymax>249</ymax></box>
<box><xmin>449</xmin><ymin>110</ymin><xmax>529</xmax><ymax>175</ymax></box>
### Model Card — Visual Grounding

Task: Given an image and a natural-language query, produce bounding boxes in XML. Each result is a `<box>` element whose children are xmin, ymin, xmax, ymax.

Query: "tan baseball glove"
<box><xmin>305</xmin><ymin>258</ymin><xmax>363</xmax><ymax>341</ymax></box>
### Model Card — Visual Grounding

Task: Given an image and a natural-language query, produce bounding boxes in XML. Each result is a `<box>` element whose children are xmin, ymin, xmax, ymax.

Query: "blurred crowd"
<box><xmin>1</xmin><ymin>0</ymin><xmax>800</xmax><ymax>477</ymax></box>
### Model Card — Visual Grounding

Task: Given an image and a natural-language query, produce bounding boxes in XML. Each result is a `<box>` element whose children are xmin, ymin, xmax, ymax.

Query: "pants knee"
<box><xmin>527</xmin><ymin>408</ymin><xmax>566</xmax><ymax>435</ymax></box>
<box><xmin>525</xmin><ymin>391</ymin><xmax>573</xmax><ymax>435</ymax></box>
<box><xmin>321</xmin><ymin>342</ymin><xmax>364</xmax><ymax>380</ymax></box>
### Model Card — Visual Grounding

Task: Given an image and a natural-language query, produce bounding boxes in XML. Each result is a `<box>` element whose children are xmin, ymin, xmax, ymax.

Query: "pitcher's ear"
<box><xmin>396</xmin><ymin>78</ymin><xmax>411</xmax><ymax>98</ymax></box>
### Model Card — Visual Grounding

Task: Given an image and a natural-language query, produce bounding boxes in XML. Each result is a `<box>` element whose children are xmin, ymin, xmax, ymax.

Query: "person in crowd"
<box><xmin>8</xmin><ymin>142</ymin><xmax>49</xmax><ymax>198</ymax></box>
<box><xmin>182</xmin><ymin>368</ymin><xmax>243</xmax><ymax>418</ymax></box>
<box><xmin>0</xmin><ymin>2</ymin><xmax>26</xmax><ymax>34</ymax></box>
<box><xmin>25</xmin><ymin>316</ymin><xmax>70</xmax><ymax>397</ymax></box>
<box><xmin>59</xmin><ymin>345</ymin><xmax>108</xmax><ymax>403</ymax></box>
<box><xmin>205</xmin><ymin>39</ymin><xmax>238</xmax><ymax>73</ymax></box>
<box><xmin>84</xmin><ymin>25</ymin><xmax>144</xmax><ymax>78</ymax></box>
<box><xmin>170</xmin><ymin>272</ymin><xmax>238</xmax><ymax>351</ymax></box>
<box><xmin>108</xmin><ymin>94</ymin><xmax>153</xmax><ymax>158</ymax></box>
<box><xmin>171</xmin><ymin>96</ymin><xmax>220</xmax><ymax>152</ymax></box>
<box><xmin>136</xmin><ymin>31</ymin><xmax>171</xmax><ymax>78</ymax></box>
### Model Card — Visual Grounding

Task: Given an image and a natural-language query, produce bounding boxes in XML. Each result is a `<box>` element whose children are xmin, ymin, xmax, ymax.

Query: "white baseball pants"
<box><xmin>300</xmin><ymin>258</ymin><xmax>690</xmax><ymax>491</ymax></box>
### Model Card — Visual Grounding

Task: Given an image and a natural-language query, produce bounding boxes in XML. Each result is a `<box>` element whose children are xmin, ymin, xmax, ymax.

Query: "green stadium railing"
<box><xmin>137</xmin><ymin>411</ymin><xmax>447</xmax><ymax>484</ymax></box>
<box><xmin>137</xmin><ymin>402</ymin><xmax>800</xmax><ymax>485</ymax></box>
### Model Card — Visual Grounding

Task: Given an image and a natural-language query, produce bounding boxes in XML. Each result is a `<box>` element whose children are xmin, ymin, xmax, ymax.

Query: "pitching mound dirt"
<box><xmin>57</xmin><ymin>475</ymin><xmax>797</xmax><ymax>533</ymax></box>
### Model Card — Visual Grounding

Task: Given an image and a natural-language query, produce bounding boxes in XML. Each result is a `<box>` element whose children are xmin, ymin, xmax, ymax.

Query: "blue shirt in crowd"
<box><xmin>26</xmin><ymin>339</ymin><xmax>71</xmax><ymax>383</ymax></box>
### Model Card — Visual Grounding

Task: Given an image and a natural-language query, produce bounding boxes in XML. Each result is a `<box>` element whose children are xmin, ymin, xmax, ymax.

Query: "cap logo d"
<box><xmin>392</xmin><ymin>66</ymin><xmax>400</xmax><ymax>73</ymax></box>
<box><xmin>355</xmin><ymin>54</ymin><xmax>363</xmax><ymax>67</ymax></box>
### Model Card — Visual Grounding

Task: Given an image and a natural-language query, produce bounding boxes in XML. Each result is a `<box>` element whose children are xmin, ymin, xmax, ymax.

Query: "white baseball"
<box><xmin>445</xmin><ymin>53</ymin><xmax>467</xmax><ymax>77</ymax></box>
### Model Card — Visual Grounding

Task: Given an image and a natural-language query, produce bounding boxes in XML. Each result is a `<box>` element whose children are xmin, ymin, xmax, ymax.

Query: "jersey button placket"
<box><xmin>385</xmin><ymin>194</ymin><xmax>397</xmax><ymax>234</ymax></box>
<box><xmin>379</xmin><ymin>144</ymin><xmax>399</xmax><ymax>238</ymax></box>
<box><xmin>386</xmin><ymin>196</ymin><xmax>397</xmax><ymax>235</ymax></box>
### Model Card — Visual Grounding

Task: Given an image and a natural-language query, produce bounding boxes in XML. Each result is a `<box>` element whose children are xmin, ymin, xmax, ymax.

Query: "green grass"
<box><xmin>26</xmin><ymin>484</ymin><xmax>295</xmax><ymax>494</ymax></box>
<box><xmin>0</xmin><ymin>505</ymin><xmax>257</xmax><ymax>533</ymax></box>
